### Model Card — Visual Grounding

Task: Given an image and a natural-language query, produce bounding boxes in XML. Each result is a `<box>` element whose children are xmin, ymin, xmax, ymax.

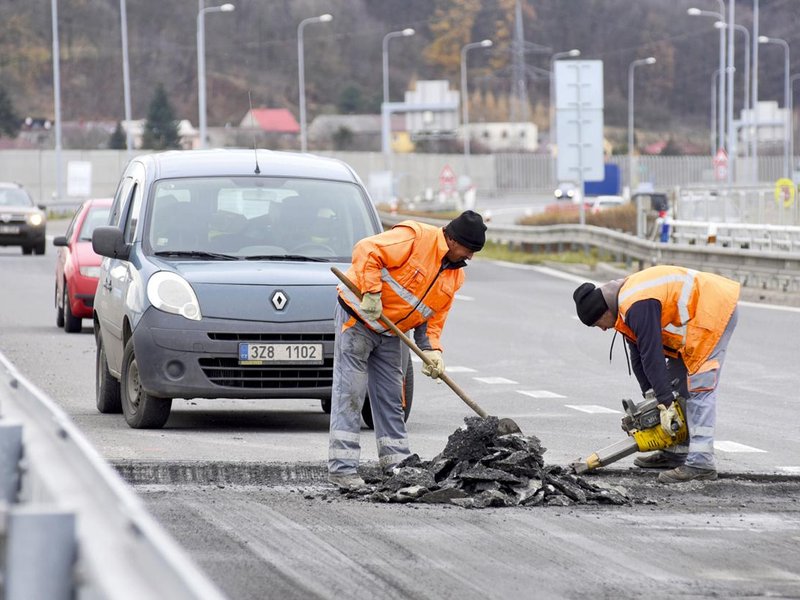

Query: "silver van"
<box><xmin>92</xmin><ymin>149</ymin><xmax>412</xmax><ymax>428</ymax></box>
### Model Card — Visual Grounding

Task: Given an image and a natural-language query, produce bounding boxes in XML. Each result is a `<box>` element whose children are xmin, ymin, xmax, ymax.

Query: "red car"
<box><xmin>53</xmin><ymin>198</ymin><xmax>112</xmax><ymax>333</ymax></box>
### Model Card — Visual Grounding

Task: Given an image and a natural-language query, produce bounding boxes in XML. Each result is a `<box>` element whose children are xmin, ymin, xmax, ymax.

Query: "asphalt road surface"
<box><xmin>1</xmin><ymin>223</ymin><xmax>799</xmax><ymax>598</ymax></box>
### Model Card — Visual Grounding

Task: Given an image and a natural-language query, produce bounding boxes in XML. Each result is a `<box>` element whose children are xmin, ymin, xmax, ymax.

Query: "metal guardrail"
<box><xmin>0</xmin><ymin>351</ymin><xmax>227</xmax><ymax>600</ymax></box>
<box><xmin>379</xmin><ymin>212</ymin><xmax>800</xmax><ymax>292</ymax></box>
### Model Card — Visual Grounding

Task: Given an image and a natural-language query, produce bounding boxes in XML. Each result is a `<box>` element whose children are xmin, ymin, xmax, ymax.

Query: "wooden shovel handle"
<box><xmin>331</xmin><ymin>266</ymin><xmax>489</xmax><ymax>419</ymax></box>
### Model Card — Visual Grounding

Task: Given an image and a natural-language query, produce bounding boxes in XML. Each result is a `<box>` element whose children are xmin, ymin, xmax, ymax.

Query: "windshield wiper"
<box><xmin>153</xmin><ymin>250</ymin><xmax>240</xmax><ymax>261</ymax></box>
<box><xmin>243</xmin><ymin>254</ymin><xmax>328</xmax><ymax>262</ymax></box>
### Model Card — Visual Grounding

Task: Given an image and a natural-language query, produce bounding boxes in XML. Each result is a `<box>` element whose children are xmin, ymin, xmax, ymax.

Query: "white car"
<box><xmin>587</xmin><ymin>195</ymin><xmax>625</xmax><ymax>213</ymax></box>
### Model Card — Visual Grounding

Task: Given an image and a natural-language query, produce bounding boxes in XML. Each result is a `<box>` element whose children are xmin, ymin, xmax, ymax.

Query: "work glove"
<box><xmin>657</xmin><ymin>403</ymin><xmax>681</xmax><ymax>438</ymax></box>
<box><xmin>421</xmin><ymin>350</ymin><xmax>444</xmax><ymax>379</ymax></box>
<box><xmin>360</xmin><ymin>292</ymin><xmax>382</xmax><ymax>321</ymax></box>
<box><xmin>643</xmin><ymin>388</ymin><xmax>656</xmax><ymax>401</ymax></box>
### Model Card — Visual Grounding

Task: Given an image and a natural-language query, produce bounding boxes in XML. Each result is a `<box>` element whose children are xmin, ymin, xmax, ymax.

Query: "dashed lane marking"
<box><xmin>517</xmin><ymin>390</ymin><xmax>566</xmax><ymax>399</ymax></box>
<box><xmin>777</xmin><ymin>466</ymin><xmax>800</xmax><ymax>474</ymax></box>
<box><xmin>565</xmin><ymin>404</ymin><xmax>621</xmax><ymax>414</ymax></box>
<box><xmin>445</xmin><ymin>366</ymin><xmax>477</xmax><ymax>373</ymax></box>
<box><xmin>714</xmin><ymin>441</ymin><xmax>768</xmax><ymax>453</ymax></box>
<box><xmin>473</xmin><ymin>376</ymin><xmax>519</xmax><ymax>385</ymax></box>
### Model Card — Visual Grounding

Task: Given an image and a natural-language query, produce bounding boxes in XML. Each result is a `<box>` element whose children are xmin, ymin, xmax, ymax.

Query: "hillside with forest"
<box><xmin>0</xmin><ymin>0</ymin><xmax>796</xmax><ymax>151</ymax></box>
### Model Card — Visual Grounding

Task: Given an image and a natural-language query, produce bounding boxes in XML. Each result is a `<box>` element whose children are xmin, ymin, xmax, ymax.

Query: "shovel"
<box><xmin>331</xmin><ymin>267</ymin><xmax>522</xmax><ymax>436</ymax></box>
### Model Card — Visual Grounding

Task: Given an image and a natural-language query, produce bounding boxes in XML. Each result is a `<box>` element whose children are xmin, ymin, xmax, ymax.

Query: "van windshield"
<box><xmin>146</xmin><ymin>177</ymin><xmax>378</xmax><ymax>261</ymax></box>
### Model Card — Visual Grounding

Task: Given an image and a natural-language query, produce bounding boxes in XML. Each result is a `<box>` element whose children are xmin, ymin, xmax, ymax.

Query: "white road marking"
<box><xmin>473</xmin><ymin>376</ymin><xmax>518</xmax><ymax>384</ymax></box>
<box><xmin>455</xmin><ymin>294</ymin><xmax>474</xmax><ymax>301</ymax></box>
<box><xmin>446</xmin><ymin>366</ymin><xmax>477</xmax><ymax>373</ymax></box>
<box><xmin>777</xmin><ymin>466</ymin><xmax>800</xmax><ymax>474</ymax></box>
<box><xmin>517</xmin><ymin>390</ymin><xmax>566</xmax><ymax>398</ymax></box>
<box><xmin>714</xmin><ymin>441</ymin><xmax>768</xmax><ymax>453</ymax></box>
<box><xmin>565</xmin><ymin>404</ymin><xmax>622</xmax><ymax>414</ymax></box>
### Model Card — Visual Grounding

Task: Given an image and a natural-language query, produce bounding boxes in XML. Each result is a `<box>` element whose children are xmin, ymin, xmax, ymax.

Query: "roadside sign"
<box><xmin>713</xmin><ymin>148</ymin><xmax>728</xmax><ymax>182</ymax></box>
<box><xmin>439</xmin><ymin>164</ymin><xmax>456</xmax><ymax>193</ymax></box>
<box><xmin>774</xmin><ymin>177</ymin><xmax>796</xmax><ymax>208</ymax></box>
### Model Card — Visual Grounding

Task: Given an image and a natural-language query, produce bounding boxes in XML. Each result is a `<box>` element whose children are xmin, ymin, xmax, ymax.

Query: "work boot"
<box><xmin>327</xmin><ymin>472</ymin><xmax>366</xmax><ymax>490</ymax></box>
<box><xmin>658</xmin><ymin>465</ymin><xmax>718</xmax><ymax>484</ymax></box>
<box><xmin>633</xmin><ymin>451</ymin><xmax>685</xmax><ymax>470</ymax></box>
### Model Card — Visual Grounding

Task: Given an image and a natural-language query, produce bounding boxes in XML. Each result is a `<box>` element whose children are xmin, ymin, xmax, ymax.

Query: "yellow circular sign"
<box><xmin>774</xmin><ymin>178</ymin><xmax>796</xmax><ymax>208</ymax></box>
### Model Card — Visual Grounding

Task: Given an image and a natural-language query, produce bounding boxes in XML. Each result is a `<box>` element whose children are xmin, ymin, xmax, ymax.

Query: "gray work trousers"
<box><xmin>664</xmin><ymin>306</ymin><xmax>739</xmax><ymax>469</ymax></box>
<box><xmin>328</xmin><ymin>303</ymin><xmax>410</xmax><ymax>475</ymax></box>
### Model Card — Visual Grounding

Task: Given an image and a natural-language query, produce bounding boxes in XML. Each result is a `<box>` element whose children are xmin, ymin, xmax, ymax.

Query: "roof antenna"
<box><xmin>248</xmin><ymin>90</ymin><xmax>261</xmax><ymax>174</ymax></box>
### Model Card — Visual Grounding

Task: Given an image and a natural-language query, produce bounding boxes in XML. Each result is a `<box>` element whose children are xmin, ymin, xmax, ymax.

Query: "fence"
<box><xmin>0</xmin><ymin>149</ymin><xmax>791</xmax><ymax>208</ymax></box>
<box><xmin>0</xmin><ymin>351</ymin><xmax>227</xmax><ymax>600</ymax></box>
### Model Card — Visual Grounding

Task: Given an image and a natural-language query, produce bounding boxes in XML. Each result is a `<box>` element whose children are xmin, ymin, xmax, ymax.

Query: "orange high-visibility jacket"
<box><xmin>338</xmin><ymin>220</ymin><xmax>464</xmax><ymax>350</ymax></box>
<box><xmin>614</xmin><ymin>265</ymin><xmax>740</xmax><ymax>375</ymax></box>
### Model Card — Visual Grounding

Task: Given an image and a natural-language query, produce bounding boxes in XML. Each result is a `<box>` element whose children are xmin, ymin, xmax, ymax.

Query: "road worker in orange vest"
<box><xmin>328</xmin><ymin>211</ymin><xmax>487</xmax><ymax>490</ymax></box>
<box><xmin>573</xmin><ymin>265</ymin><xmax>740</xmax><ymax>483</ymax></box>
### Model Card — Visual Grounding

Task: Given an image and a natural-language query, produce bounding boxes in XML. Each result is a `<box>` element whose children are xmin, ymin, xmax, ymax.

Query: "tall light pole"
<box><xmin>688</xmin><ymin>5</ymin><xmax>726</xmax><ymax>155</ymax></box>
<box><xmin>120</xmin><ymin>0</ymin><xmax>133</xmax><ymax>156</ymax></box>
<box><xmin>759</xmin><ymin>35</ymin><xmax>791</xmax><ymax>178</ymax></box>
<box><xmin>461</xmin><ymin>39</ymin><xmax>493</xmax><ymax>179</ymax></box>
<box><xmin>711</xmin><ymin>69</ymin><xmax>722</xmax><ymax>156</ymax></box>
<box><xmin>50</xmin><ymin>0</ymin><xmax>62</xmax><ymax>202</ymax></box>
<box><xmin>752</xmin><ymin>0</ymin><xmax>760</xmax><ymax>181</ymax></box>
<box><xmin>628</xmin><ymin>57</ymin><xmax>656</xmax><ymax>191</ymax></box>
<box><xmin>382</xmin><ymin>28</ymin><xmax>415</xmax><ymax>105</ymax></box>
<box><xmin>197</xmin><ymin>2</ymin><xmax>235</xmax><ymax>150</ymax></box>
<box><xmin>298</xmin><ymin>13</ymin><xmax>333</xmax><ymax>153</ymax></box>
<box><xmin>791</xmin><ymin>72</ymin><xmax>800</xmax><ymax>177</ymax></box>
<box><xmin>716</xmin><ymin>20</ymin><xmax>750</xmax><ymax>170</ymax></box>
<box><xmin>549</xmin><ymin>48</ymin><xmax>580</xmax><ymax>177</ymax></box>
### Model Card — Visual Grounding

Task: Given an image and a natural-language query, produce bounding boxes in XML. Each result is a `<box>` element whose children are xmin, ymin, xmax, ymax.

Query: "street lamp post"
<box><xmin>50</xmin><ymin>0</ymin><xmax>63</xmax><ymax>202</ymax></box>
<box><xmin>759</xmin><ymin>35</ymin><xmax>791</xmax><ymax>178</ymax></box>
<box><xmin>791</xmin><ymin>73</ymin><xmax>800</xmax><ymax>177</ymax></box>
<box><xmin>549</xmin><ymin>48</ymin><xmax>580</xmax><ymax>178</ymax></box>
<box><xmin>460</xmin><ymin>39</ymin><xmax>493</xmax><ymax>179</ymax></box>
<box><xmin>120</xmin><ymin>0</ymin><xmax>133</xmax><ymax>156</ymax></box>
<box><xmin>716</xmin><ymin>20</ymin><xmax>750</xmax><ymax>172</ymax></box>
<box><xmin>197</xmin><ymin>2</ymin><xmax>235</xmax><ymax>150</ymax></box>
<box><xmin>688</xmin><ymin>4</ymin><xmax>726</xmax><ymax>154</ymax></box>
<box><xmin>298</xmin><ymin>13</ymin><xmax>333</xmax><ymax>153</ymax></box>
<box><xmin>382</xmin><ymin>28</ymin><xmax>415</xmax><ymax>106</ymax></box>
<box><xmin>628</xmin><ymin>57</ymin><xmax>656</xmax><ymax>191</ymax></box>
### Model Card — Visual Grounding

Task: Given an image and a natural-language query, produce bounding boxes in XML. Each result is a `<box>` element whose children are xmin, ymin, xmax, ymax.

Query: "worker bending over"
<box><xmin>328</xmin><ymin>210</ymin><xmax>487</xmax><ymax>489</ymax></box>
<box><xmin>573</xmin><ymin>265</ymin><xmax>739</xmax><ymax>483</ymax></box>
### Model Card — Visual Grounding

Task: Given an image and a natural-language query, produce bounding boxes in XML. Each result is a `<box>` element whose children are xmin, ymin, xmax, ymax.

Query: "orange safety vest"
<box><xmin>339</xmin><ymin>220</ymin><xmax>463</xmax><ymax>350</ymax></box>
<box><xmin>614</xmin><ymin>265</ymin><xmax>740</xmax><ymax>375</ymax></box>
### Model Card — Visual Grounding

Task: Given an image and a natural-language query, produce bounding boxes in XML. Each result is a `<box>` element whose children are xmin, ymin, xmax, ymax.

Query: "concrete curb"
<box><xmin>112</xmin><ymin>461</ymin><xmax>800</xmax><ymax>486</ymax></box>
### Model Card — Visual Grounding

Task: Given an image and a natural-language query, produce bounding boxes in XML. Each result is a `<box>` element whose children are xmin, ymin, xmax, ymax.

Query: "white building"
<box><xmin>465</xmin><ymin>122</ymin><xmax>539</xmax><ymax>152</ymax></box>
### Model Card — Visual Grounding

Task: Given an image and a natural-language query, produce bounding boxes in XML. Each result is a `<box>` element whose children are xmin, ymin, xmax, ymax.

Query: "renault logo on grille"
<box><xmin>271</xmin><ymin>290</ymin><xmax>288</xmax><ymax>310</ymax></box>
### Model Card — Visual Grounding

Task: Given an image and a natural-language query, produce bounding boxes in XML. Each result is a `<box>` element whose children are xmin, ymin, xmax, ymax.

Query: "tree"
<box><xmin>141</xmin><ymin>83</ymin><xmax>180</xmax><ymax>150</ymax></box>
<box><xmin>108</xmin><ymin>121</ymin><xmax>127</xmax><ymax>149</ymax></box>
<box><xmin>332</xmin><ymin>126</ymin><xmax>354</xmax><ymax>150</ymax></box>
<box><xmin>338</xmin><ymin>85</ymin><xmax>362</xmax><ymax>114</ymax></box>
<box><xmin>0</xmin><ymin>85</ymin><xmax>20</xmax><ymax>138</ymax></box>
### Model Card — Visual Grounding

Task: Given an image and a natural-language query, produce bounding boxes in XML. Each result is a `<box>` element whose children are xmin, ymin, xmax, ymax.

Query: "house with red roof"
<box><xmin>238</xmin><ymin>108</ymin><xmax>300</xmax><ymax>134</ymax></box>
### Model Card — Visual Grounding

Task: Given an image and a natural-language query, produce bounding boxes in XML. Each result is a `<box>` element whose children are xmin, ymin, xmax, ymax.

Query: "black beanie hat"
<box><xmin>445</xmin><ymin>210</ymin><xmax>487</xmax><ymax>251</ymax></box>
<box><xmin>573</xmin><ymin>282</ymin><xmax>609</xmax><ymax>326</ymax></box>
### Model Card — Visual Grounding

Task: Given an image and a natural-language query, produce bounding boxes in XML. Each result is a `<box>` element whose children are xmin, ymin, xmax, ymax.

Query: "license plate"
<box><xmin>0</xmin><ymin>225</ymin><xmax>20</xmax><ymax>234</ymax></box>
<box><xmin>238</xmin><ymin>343</ymin><xmax>323</xmax><ymax>365</ymax></box>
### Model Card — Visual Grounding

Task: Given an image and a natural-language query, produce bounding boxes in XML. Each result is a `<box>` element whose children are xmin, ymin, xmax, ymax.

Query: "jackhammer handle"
<box><xmin>331</xmin><ymin>267</ymin><xmax>489</xmax><ymax>419</ymax></box>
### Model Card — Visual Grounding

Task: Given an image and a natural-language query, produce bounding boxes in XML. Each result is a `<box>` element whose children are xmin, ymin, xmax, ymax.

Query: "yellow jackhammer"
<box><xmin>570</xmin><ymin>392</ymin><xmax>688</xmax><ymax>475</ymax></box>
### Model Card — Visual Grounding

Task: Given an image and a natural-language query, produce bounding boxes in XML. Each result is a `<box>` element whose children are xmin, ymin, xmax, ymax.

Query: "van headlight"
<box><xmin>146</xmin><ymin>271</ymin><xmax>202</xmax><ymax>321</ymax></box>
<box><xmin>27</xmin><ymin>212</ymin><xmax>44</xmax><ymax>226</ymax></box>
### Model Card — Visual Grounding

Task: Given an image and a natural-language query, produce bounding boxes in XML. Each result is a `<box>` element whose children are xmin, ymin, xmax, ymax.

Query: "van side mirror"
<box><xmin>92</xmin><ymin>226</ymin><xmax>130</xmax><ymax>260</ymax></box>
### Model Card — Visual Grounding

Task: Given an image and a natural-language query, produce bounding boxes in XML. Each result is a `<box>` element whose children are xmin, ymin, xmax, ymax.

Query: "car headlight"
<box><xmin>554</xmin><ymin>189</ymin><xmax>564</xmax><ymax>198</ymax></box>
<box><xmin>27</xmin><ymin>213</ymin><xmax>44</xmax><ymax>226</ymax></box>
<box><xmin>566</xmin><ymin>190</ymin><xmax>575</xmax><ymax>198</ymax></box>
<box><xmin>79</xmin><ymin>266</ymin><xmax>102</xmax><ymax>278</ymax></box>
<box><xmin>146</xmin><ymin>271</ymin><xmax>202</xmax><ymax>321</ymax></box>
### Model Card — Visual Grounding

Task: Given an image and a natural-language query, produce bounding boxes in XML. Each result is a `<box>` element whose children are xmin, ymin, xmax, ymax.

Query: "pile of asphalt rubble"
<box><xmin>339</xmin><ymin>417</ymin><xmax>630</xmax><ymax>508</ymax></box>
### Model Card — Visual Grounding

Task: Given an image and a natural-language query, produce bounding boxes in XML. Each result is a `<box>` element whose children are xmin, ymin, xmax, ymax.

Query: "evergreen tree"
<box><xmin>108</xmin><ymin>121</ymin><xmax>127</xmax><ymax>149</ymax></box>
<box><xmin>141</xmin><ymin>83</ymin><xmax>180</xmax><ymax>150</ymax></box>
<box><xmin>0</xmin><ymin>85</ymin><xmax>21</xmax><ymax>138</ymax></box>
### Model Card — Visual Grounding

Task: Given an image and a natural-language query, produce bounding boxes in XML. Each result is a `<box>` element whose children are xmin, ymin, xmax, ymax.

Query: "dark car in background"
<box><xmin>92</xmin><ymin>149</ymin><xmax>413</xmax><ymax>429</ymax></box>
<box><xmin>0</xmin><ymin>182</ymin><xmax>47</xmax><ymax>255</ymax></box>
<box><xmin>54</xmin><ymin>197</ymin><xmax>113</xmax><ymax>333</ymax></box>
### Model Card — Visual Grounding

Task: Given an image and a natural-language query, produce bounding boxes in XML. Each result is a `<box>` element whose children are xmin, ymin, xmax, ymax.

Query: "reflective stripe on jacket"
<box><xmin>614</xmin><ymin>265</ymin><xmax>740</xmax><ymax>375</ymax></box>
<box><xmin>338</xmin><ymin>220</ymin><xmax>463</xmax><ymax>350</ymax></box>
